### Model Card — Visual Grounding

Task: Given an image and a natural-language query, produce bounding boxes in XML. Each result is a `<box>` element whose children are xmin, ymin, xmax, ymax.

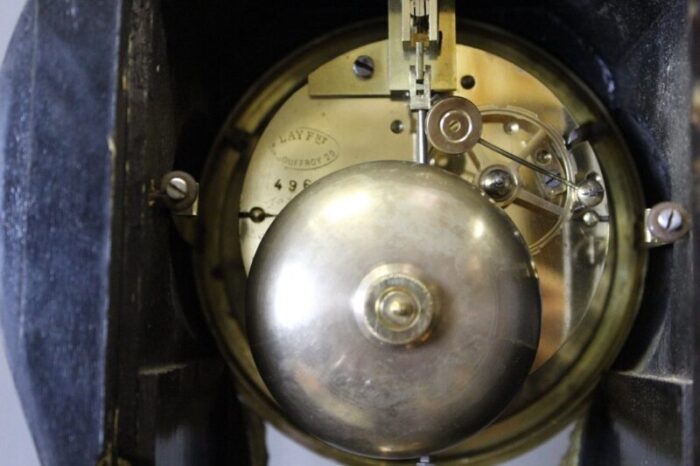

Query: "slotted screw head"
<box><xmin>352</xmin><ymin>55</ymin><xmax>375</xmax><ymax>79</ymax></box>
<box><xmin>166</xmin><ymin>177</ymin><xmax>188</xmax><ymax>201</ymax></box>
<box><xmin>160</xmin><ymin>171</ymin><xmax>198</xmax><ymax>211</ymax></box>
<box><xmin>647</xmin><ymin>202</ymin><xmax>690</xmax><ymax>245</ymax></box>
<box><xmin>656</xmin><ymin>207</ymin><xmax>684</xmax><ymax>232</ymax></box>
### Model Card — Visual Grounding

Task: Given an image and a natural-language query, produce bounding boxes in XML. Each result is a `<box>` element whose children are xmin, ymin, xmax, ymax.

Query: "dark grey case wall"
<box><xmin>0</xmin><ymin>1</ymin><xmax>693</xmax><ymax>465</ymax></box>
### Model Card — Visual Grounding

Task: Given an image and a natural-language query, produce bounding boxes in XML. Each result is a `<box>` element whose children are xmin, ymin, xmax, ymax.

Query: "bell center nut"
<box><xmin>354</xmin><ymin>264</ymin><xmax>438</xmax><ymax>346</ymax></box>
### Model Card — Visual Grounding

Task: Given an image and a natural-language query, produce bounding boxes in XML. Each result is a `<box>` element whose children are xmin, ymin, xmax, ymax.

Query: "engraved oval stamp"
<box><xmin>269</xmin><ymin>127</ymin><xmax>339</xmax><ymax>170</ymax></box>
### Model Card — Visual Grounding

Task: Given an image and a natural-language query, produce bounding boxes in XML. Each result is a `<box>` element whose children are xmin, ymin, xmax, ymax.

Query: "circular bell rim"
<box><xmin>193</xmin><ymin>19</ymin><xmax>648</xmax><ymax>466</ymax></box>
<box><xmin>246</xmin><ymin>161</ymin><xmax>541</xmax><ymax>458</ymax></box>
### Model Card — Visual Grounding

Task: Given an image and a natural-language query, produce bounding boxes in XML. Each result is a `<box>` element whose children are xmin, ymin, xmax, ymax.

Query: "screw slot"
<box><xmin>160</xmin><ymin>170</ymin><xmax>198</xmax><ymax>211</ymax></box>
<box><xmin>646</xmin><ymin>201</ymin><xmax>690</xmax><ymax>245</ymax></box>
<box><xmin>448</xmin><ymin>118</ymin><xmax>462</xmax><ymax>133</ymax></box>
<box><xmin>657</xmin><ymin>207</ymin><xmax>683</xmax><ymax>232</ymax></box>
<box><xmin>352</xmin><ymin>55</ymin><xmax>375</xmax><ymax>79</ymax></box>
<box><xmin>166</xmin><ymin>177</ymin><xmax>188</xmax><ymax>201</ymax></box>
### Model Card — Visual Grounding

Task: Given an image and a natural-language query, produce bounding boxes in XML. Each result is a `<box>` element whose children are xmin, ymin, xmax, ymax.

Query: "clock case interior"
<box><xmin>133</xmin><ymin>2</ymin><xmax>692</xmax><ymax>464</ymax></box>
<box><xmin>1</xmin><ymin>1</ymin><xmax>687</xmax><ymax>465</ymax></box>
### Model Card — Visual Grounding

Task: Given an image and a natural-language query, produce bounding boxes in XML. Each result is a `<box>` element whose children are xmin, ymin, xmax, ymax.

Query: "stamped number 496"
<box><xmin>274</xmin><ymin>179</ymin><xmax>312</xmax><ymax>192</ymax></box>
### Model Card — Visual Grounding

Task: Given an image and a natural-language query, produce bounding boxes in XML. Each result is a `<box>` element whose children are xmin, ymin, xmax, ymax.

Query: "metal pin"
<box><xmin>478</xmin><ymin>138</ymin><xmax>575</xmax><ymax>188</ymax></box>
<box><xmin>240</xmin><ymin>207</ymin><xmax>276</xmax><ymax>223</ymax></box>
<box><xmin>416</xmin><ymin>110</ymin><xmax>428</xmax><ymax>163</ymax></box>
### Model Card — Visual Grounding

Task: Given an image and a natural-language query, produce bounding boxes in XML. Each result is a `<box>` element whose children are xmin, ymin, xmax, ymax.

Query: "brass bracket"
<box><xmin>152</xmin><ymin>171</ymin><xmax>200</xmax><ymax>246</ymax></box>
<box><xmin>388</xmin><ymin>0</ymin><xmax>456</xmax><ymax>92</ymax></box>
<box><xmin>308</xmin><ymin>0</ymin><xmax>456</xmax><ymax>97</ymax></box>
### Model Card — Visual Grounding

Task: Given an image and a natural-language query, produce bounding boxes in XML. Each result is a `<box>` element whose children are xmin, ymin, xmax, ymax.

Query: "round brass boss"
<box><xmin>355</xmin><ymin>265</ymin><xmax>437</xmax><ymax>345</ymax></box>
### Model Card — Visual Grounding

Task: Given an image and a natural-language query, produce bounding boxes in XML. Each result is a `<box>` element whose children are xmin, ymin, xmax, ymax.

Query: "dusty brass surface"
<box><xmin>239</xmin><ymin>43</ymin><xmax>597</xmax><ymax>375</ymax></box>
<box><xmin>194</xmin><ymin>20</ymin><xmax>647</xmax><ymax>465</ymax></box>
<box><xmin>309</xmin><ymin>41</ymin><xmax>390</xmax><ymax>96</ymax></box>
